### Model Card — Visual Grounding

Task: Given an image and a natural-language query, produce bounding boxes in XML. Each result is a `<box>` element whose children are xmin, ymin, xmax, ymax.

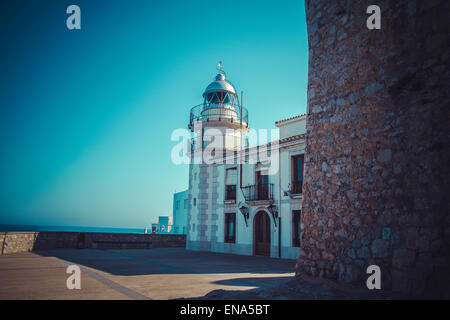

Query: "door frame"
<box><xmin>253</xmin><ymin>210</ymin><xmax>271</xmax><ymax>256</ymax></box>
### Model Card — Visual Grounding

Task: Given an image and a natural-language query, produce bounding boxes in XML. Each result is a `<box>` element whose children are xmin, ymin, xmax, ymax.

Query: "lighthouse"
<box><xmin>188</xmin><ymin>62</ymin><xmax>249</xmax><ymax>156</ymax></box>
<box><xmin>187</xmin><ymin>63</ymin><xmax>249</xmax><ymax>251</ymax></box>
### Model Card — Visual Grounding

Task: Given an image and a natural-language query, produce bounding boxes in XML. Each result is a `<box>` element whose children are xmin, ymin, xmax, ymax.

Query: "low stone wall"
<box><xmin>0</xmin><ymin>232</ymin><xmax>38</xmax><ymax>255</ymax></box>
<box><xmin>0</xmin><ymin>231</ymin><xmax>186</xmax><ymax>255</ymax></box>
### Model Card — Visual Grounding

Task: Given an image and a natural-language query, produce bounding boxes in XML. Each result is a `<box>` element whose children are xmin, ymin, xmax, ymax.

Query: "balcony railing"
<box><xmin>225</xmin><ymin>185</ymin><xmax>237</xmax><ymax>201</ymax></box>
<box><xmin>241</xmin><ymin>184</ymin><xmax>274</xmax><ymax>201</ymax></box>
<box><xmin>290</xmin><ymin>181</ymin><xmax>303</xmax><ymax>195</ymax></box>
<box><xmin>189</xmin><ymin>102</ymin><xmax>248</xmax><ymax>129</ymax></box>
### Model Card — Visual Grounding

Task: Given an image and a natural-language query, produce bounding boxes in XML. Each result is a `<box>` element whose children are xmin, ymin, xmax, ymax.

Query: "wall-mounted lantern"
<box><xmin>267</xmin><ymin>203</ymin><xmax>279</xmax><ymax>227</ymax></box>
<box><xmin>284</xmin><ymin>183</ymin><xmax>292</xmax><ymax>197</ymax></box>
<box><xmin>238</xmin><ymin>203</ymin><xmax>250</xmax><ymax>227</ymax></box>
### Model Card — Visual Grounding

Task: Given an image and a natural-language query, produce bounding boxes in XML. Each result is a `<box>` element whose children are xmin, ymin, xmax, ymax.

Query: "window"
<box><xmin>206</xmin><ymin>92</ymin><xmax>221</xmax><ymax>104</ymax></box>
<box><xmin>292</xmin><ymin>210</ymin><xmax>301</xmax><ymax>247</ymax></box>
<box><xmin>256</xmin><ymin>171</ymin><xmax>269</xmax><ymax>185</ymax></box>
<box><xmin>256</xmin><ymin>171</ymin><xmax>269</xmax><ymax>200</ymax></box>
<box><xmin>193</xmin><ymin>198</ymin><xmax>196</xmax><ymax>206</ymax></box>
<box><xmin>291</xmin><ymin>155</ymin><xmax>304</xmax><ymax>194</ymax></box>
<box><xmin>225</xmin><ymin>168</ymin><xmax>237</xmax><ymax>201</ymax></box>
<box><xmin>225</xmin><ymin>185</ymin><xmax>236</xmax><ymax>200</ymax></box>
<box><xmin>176</xmin><ymin>200</ymin><xmax>180</xmax><ymax>209</ymax></box>
<box><xmin>184</xmin><ymin>199</ymin><xmax>188</xmax><ymax>209</ymax></box>
<box><xmin>224</xmin><ymin>213</ymin><xmax>236</xmax><ymax>243</ymax></box>
<box><xmin>223</xmin><ymin>93</ymin><xmax>233</xmax><ymax>105</ymax></box>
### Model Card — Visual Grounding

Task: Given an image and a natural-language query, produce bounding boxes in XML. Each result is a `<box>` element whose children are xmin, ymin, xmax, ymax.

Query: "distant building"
<box><xmin>172</xmin><ymin>190</ymin><xmax>189</xmax><ymax>234</ymax></box>
<box><xmin>151</xmin><ymin>216</ymin><xmax>173</xmax><ymax>234</ymax></box>
<box><xmin>157</xmin><ymin>216</ymin><xmax>172</xmax><ymax>234</ymax></box>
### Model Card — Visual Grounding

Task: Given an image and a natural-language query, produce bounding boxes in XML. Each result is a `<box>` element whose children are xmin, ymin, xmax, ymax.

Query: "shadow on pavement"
<box><xmin>36</xmin><ymin>248</ymin><xmax>297</xmax><ymax>276</ymax></box>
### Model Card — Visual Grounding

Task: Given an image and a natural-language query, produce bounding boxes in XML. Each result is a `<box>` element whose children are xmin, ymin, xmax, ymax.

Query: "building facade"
<box><xmin>186</xmin><ymin>67</ymin><xmax>306</xmax><ymax>259</ymax></box>
<box><xmin>152</xmin><ymin>216</ymin><xmax>172</xmax><ymax>234</ymax></box>
<box><xmin>172</xmin><ymin>190</ymin><xmax>189</xmax><ymax>235</ymax></box>
<box><xmin>159</xmin><ymin>216</ymin><xmax>172</xmax><ymax>233</ymax></box>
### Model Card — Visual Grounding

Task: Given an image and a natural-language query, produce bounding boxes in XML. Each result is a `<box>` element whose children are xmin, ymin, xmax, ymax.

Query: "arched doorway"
<box><xmin>253</xmin><ymin>211</ymin><xmax>271</xmax><ymax>256</ymax></box>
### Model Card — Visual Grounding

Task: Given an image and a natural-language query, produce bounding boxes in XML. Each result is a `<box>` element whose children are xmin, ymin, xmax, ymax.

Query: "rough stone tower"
<box><xmin>297</xmin><ymin>0</ymin><xmax>450</xmax><ymax>296</ymax></box>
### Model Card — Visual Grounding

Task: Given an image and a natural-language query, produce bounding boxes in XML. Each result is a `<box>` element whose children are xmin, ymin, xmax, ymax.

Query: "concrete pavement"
<box><xmin>0</xmin><ymin>248</ymin><xmax>296</xmax><ymax>300</ymax></box>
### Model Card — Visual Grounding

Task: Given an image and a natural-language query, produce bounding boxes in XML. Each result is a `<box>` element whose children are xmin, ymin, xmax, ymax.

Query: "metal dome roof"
<box><xmin>202</xmin><ymin>72</ymin><xmax>237</xmax><ymax>97</ymax></box>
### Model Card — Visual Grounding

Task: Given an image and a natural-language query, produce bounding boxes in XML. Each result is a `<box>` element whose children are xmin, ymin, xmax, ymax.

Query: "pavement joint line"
<box><xmin>54</xmin><ymin>254</ymin><xmax>150</xmax><ymax>300</ymax></box>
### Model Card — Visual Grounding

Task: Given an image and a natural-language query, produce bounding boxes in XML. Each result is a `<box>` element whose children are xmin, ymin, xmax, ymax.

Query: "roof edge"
<box><xmin>275</xmin><ymin>113</ymin><xmax>306</xmax><ymax>125</ymax></box>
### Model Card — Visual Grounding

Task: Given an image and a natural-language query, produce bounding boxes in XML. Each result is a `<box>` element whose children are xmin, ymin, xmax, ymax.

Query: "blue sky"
<box><xmin>0</xmin><ymin>0</ymin><xmax>308</xmax><ymax>228</ymax></box>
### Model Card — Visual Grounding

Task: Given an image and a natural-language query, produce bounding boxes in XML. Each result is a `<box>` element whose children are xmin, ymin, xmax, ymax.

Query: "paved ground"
<box><xmin>0</xmin><ymin>248</ymin><xmax>299</xmax><ymax>300</ymax></box>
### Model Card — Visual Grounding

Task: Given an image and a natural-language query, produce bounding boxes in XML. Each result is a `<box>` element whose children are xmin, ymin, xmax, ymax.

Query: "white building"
<box><xmin>186</xmin><ymin>66</ymin><xmax>305</xmax><ymax>259</ymax></box>
<box><xmin>152</xmin><ymin>216</ymin><xmax>172</xmax><ymax>234</ymax></box>
<box><xmin>172</xmin><ymin>190</ymin><xmax>189</xmax><ymax>234</ymax></box>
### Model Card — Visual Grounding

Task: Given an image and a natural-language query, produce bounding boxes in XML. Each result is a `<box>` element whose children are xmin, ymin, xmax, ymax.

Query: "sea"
<box><xmin>0</xmin><ymin>224</ymin><xmax>147</xmax><ymax>234</ymax></box>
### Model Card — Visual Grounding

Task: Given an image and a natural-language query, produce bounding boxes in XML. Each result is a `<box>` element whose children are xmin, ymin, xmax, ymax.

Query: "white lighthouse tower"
<box><xmin>187</xmin><ymin>63</ymin><xmax>249</xmax><ymax>251</ymax></box>
<box><xmin>188</xmin><ymin>62</ymin><xmax>249</xmax><ymax>154</ymax></box>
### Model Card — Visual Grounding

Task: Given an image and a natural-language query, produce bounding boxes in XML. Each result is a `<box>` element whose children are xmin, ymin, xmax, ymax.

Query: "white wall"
<box><xmin>187</xmin><ymin>115</ymin><xmax>306</xmax><ymax>259</ymax></box>
<box><xmin>172</xmin><ymin>190</ymin><xmax>189</xmax><ymax>234</ymax></box>
<box><xmin>276</xmin><ymin>117</ymin><xmax>306</xmax><ymax>140</ymax></box>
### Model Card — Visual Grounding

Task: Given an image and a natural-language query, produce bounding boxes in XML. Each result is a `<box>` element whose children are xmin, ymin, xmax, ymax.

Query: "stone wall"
<box><xmin>297</xmin><ymin>0</ymin><xmax>450</xmax><ymax>297</ymax></box>
<box><xmin>0</xmin><ymin>231</ymin><xmax>186</xmax><ymax>255</ymax></box>
<box><xmin>1</xmin><ymin>232</ymin><xmax>38</xmax><ymax>255</ymax></box>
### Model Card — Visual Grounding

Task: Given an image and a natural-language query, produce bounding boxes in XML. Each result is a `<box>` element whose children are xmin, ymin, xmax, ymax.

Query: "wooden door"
<box><xmin>254</xmin><ymin>211</ymin><xmax>271</xmax><ymax>256</ymax></box>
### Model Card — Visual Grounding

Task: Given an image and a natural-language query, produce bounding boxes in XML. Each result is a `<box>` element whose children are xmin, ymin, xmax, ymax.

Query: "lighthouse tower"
<box><xmin>188</xmin><ymin>62</ymin><xmax>248</xmax><ymax>154</ymax></box>
<box><xmin>186</xmin><ymin>63</ymin><xmax>249</xmax><ymax>251</ymax></box>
